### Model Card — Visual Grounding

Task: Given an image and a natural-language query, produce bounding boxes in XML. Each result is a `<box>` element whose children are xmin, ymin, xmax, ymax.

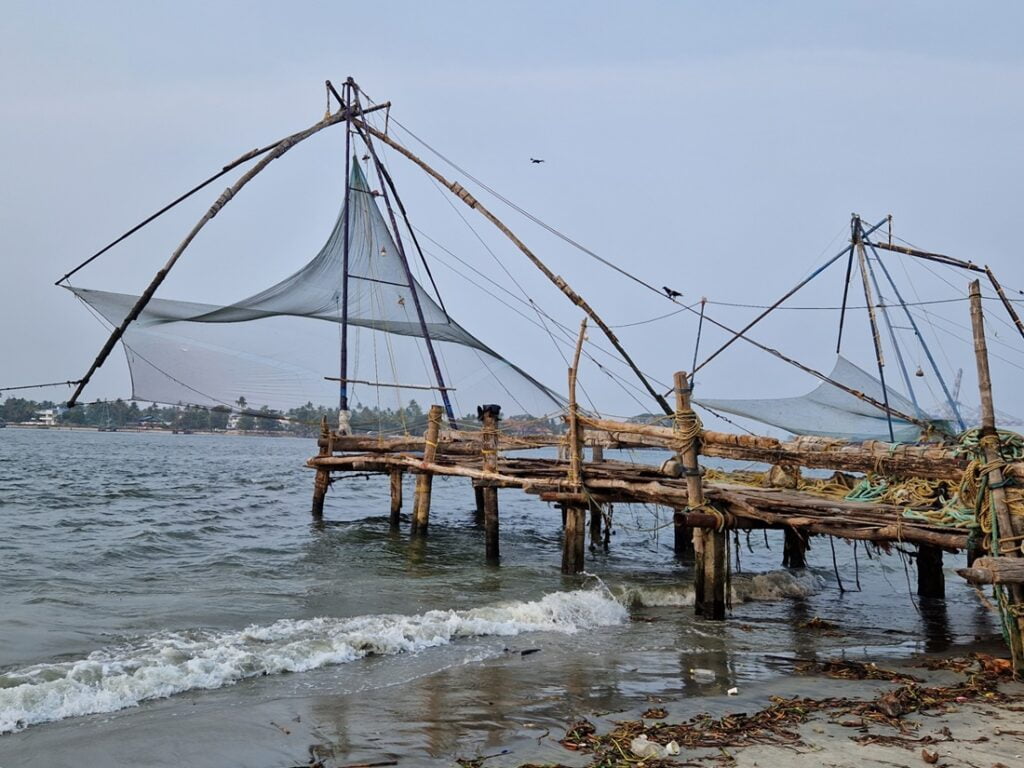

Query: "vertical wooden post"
<box><xmin>698</xmin><ymin>529</ymin><xmax>728</xmax><ymax>620</ymax></box>
<box><xmin>591</xmin><ymin>443</ymin><xmax>604</xmax><ymax>463</ymax></box>
<box><xmin>389</xmin><ymin>469</ymin><xmax>403</xmax><ymax>528</ymax></box>
<box><xmin>969</xmin><ymin>279</ymin><xmax>1024</xmax><ymax>670</ymax></box>
<box><xmin>473</xmin><ymin>485</ymin><xmax>485</xmax><ymax>520</ymax></box>
<box><xmin>589</xmin><ymin>505</ymin><xmax>603</xmax><ymax>551</ymax></box>
<box><xmin>562</xmin><ymin>318</ymin><xmax>588</xmax><ymax>574</ymax></box>
<box><xmin>562</xmin><ymin>506</ymin><xmax>586</xmax><ymax>574</ymax></box>
<box><xmin>783</xmin><ymin>528</ymin><xmax>808</xmax><ymax>569</ymax></box>
<box><xmin>675</xmin><ymin>371</ymin><xmax>725</xmax><ymax>619</ymax></box>
<box><xmin>412</xmin><ymin>404</ymin><xmax>443</xmax><ymax>536</ymax></box>
<box><xmin>480</xmin><ymin>405</ymin><xmax>501</xmax><ymax>563</ymax></box>
<box><xmin>673</xmin><ymin>509</ymin><xmax>695</xmax><ymax>559</ymax></box>
<box><xmin>312</xmin><ymin>416</ymin><xmax>330</xmax><ymax>519</ymax></box>
<box><xmin>916</xmin><ymin>545</ymin><xmax>945</xmax><ymax>598</ymax></box>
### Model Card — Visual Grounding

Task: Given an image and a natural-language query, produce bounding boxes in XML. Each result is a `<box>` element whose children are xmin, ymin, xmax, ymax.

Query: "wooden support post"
<box><xmin>783</xmin><ymin>528</ymin><xmax>808</xmax><ymax>569</ymax></box>
<box><xmin>674</xmin><ymin>370</ymin><xmax>724</xmax><ymax>617</ymax></box>
<box><xmin>562</xmin><ymin>319</ymin><xmax>588</xmax><ymax>574</ymax></box>
<box><xmin>673</xmin><ymin>510</ymin><xmax>695</xmax><ymax>560</ymax></box>
<box><xmin>916</xmin><ymin>545</ymin><xmax>945</xmax><ymax>598</ymax></box>
<box><xmin>589</xmin><ymin>505</ymin><xmax>603</xmax><ymax>551</ymax></box>
<box><xmin>411</xmin><ymin>404</ymin><xmax>443</xmax><ymax>535</ymax></box>
<box><xmin>480</xmin><ymin>405</ymin><xmax>501</xmax><ymax>563</ymax></box>
<box><xmin>474</xmin><ymin>485</ymin><xmax>485</xmax><ymax>519</ymax></box>
<box><xmin>312</xmin><ymin>416</ymin><xmax>330</xmax><ymax>519</ymax></box>
<box><xmin>591</xmin><ymin>443</ymin><xmax>604</xmax><ymax>463</ymax></box>
<box><xmin>389</xmin><ymin>469</ymin><xmax>403</xmax><ymax>528</ymax></box>
<box><xmin>969</xmin><ymin>279</ymin><xmax>1024</xmax><ymax>671</ymax></box>
<box><xmin>562</xmin><ymin>505</ymin><xmax>586</xmax><ymax>574</ymax></box>
<box><xmin>697</xmin><ymin>529</ymin><xmax>728</xmax><ymax>620</ymax></box>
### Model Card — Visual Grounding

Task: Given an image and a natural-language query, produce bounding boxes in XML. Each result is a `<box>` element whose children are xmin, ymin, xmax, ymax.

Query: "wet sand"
<box><xmin>3</xmin><ymin>641</ymin><xmax>1021</xmax><ymax>768</ymax></box>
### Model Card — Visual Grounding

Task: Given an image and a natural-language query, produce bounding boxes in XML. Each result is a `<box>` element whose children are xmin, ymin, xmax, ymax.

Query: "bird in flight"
<box><xmin>663</xmin><ymin>286</ymin><xmax>682</xmax><ymax>300</ymax></box>
<box><xmin>530</xmin><ymin>158</ymin><xmax>545</xmax><ymax>164</ymax></box>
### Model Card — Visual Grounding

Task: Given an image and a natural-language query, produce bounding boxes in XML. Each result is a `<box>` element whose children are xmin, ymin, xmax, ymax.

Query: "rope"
<box><xmin>0</xmin><ymin>380</ymin><xmax>82</xmax><ymax>394</ymax></box>
<box><xmin>673</xmin><ymin>408</ymin><xmax>703</xmax><ymax>447</ymax></box>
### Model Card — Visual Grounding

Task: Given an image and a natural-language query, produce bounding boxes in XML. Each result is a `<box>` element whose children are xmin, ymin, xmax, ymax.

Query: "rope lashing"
<box><xmin>673</xmin><ymin>408</ymin><xmax>703</xmax><ymax>452</ymax></box>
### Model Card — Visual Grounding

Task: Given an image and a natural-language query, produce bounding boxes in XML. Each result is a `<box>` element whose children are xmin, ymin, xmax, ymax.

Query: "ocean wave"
<box><xmin>616</xmin><ymin>569</ymin><xmax>824</xmax><ymax>608</ymax></box>
<box><xmin>0</xmin><ymin>588</ymin><xmax>625</xmax><ymax>734</ymax></box>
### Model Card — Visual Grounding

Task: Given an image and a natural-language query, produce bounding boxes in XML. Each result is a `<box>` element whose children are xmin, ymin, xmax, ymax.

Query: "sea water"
<box><xmin>0</xmin><ymin>429</ymin><xmax>997</xmax><ymax>766</ymax></box>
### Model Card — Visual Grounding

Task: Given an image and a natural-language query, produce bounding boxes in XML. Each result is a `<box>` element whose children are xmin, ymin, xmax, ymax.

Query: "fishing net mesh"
<box><xmin>696</xmin><ymin>356</ymin><xmax>949</xmax><ymax>442</ymax></box>
<box><xmin>68</xmin><ymin>163</ymin><xmax>562</xmax><ymax>427</ymax></box>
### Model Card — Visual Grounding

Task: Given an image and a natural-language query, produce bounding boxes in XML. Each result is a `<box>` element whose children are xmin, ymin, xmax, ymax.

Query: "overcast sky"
<box><xmin>3</xmin><ymin>1</ymin><xmax>1024</xmax><ymax>427</ymax></box>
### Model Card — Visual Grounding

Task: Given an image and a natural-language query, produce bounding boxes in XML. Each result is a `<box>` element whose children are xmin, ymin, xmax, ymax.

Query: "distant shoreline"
<box><xmin>1</xmin><ymin>423</ymin><xmax>303</xmax><ymax>438</ymax></box>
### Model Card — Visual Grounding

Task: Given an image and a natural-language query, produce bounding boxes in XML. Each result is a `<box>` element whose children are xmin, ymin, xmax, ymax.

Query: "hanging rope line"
<box><xmin>0</xmin><ymin>380</ymin><xmax>83</xmax><ymax>394</ymax></box>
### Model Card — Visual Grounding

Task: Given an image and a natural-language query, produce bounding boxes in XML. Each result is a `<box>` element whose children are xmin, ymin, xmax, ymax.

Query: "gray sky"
<box><xmin>3</xmin><ymin>1</ymin><xmax>1024</xmax><ymax>427</ymax></box>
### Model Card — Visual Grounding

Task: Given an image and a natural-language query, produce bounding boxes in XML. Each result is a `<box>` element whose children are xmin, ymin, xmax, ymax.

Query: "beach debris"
<box><xmin>456</xmin><ymin>750</ymin><xmax>509</xmax><ymax>767</ymax></box>
<box><xmin>690</xmin><ymin>667</ymin><xmax>716</xmax><ymax>683</ymax></box>
<box><xmin>629</xmin><ymin>734</ymin><xmax>680</xmax><ymax>758</ymax></box>
<box><xmin>800</xmin><ymin>616</ymin><xmax>840</xmax><ymax>633</ymax></box>
<box><xmin>558</xmin><ymin>719</ymin><xmax>597</xmax><ymax>751</ymax></box>
<box><xmin>796</xmin><ymin>658</ymin><xmax>923</xmax><ymax>683</ymax></box>
<box><xmin>641</xmin><ymin>706</ymin><xmax>668</xmax><ymax>719</ymax></box>
<box><xmin>921</xmin><ymin>747</ymin><xmax>939</xmax><ymax>763</ymax></box>
<box><xmin>727</xmin><ymin>687</ymin><xmax>739</xmax><ymax>696</ymax></box>
<box><xmin>553</xmin><ymin>652</ymin><xmax>1023</xmax><ymax>767</ymax></box>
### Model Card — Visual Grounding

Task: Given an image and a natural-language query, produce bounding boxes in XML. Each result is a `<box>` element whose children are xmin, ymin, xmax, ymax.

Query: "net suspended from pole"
<box><xmin>67</xmin><ymin>162</ymin><xmax>562</xmax><ymax>422</ymax></box>
<box><xmin>696</xmin><ymin>356</ymin><xmax>953</xmax><ymax>442</ymax></box>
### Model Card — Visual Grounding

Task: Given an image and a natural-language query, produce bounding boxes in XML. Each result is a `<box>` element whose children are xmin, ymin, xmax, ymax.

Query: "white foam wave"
<box><xmin>0</xmin><ymin>588</ymin><xmax>625</xmax><ymax>734</ymax></box>
<box><xmin>617</xmin><ymin>569</ymin><xmax>824</xmax><ymax>608</ymax></box>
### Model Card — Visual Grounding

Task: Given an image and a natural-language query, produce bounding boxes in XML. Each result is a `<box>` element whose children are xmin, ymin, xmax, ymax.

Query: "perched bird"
<box><xmin>663</xmin><ymin>286</ymin><xmax>682</xmax><ymax>300</ymax></box>
<box><xmin>530</xmin><ymin>158</ymin><xmax>545</xmax><ymax>164</ymax></box>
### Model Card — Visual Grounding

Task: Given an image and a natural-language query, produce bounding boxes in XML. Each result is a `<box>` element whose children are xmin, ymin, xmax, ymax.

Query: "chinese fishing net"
<box><xmin>66</xmin><ymin>162</ymin><xmax>563</xmax><ymax>429</ymax></box>
<box><xmin>696</xmin><ymin>355</ymin><xmax>951</xmax><ymax>442</ymax></box>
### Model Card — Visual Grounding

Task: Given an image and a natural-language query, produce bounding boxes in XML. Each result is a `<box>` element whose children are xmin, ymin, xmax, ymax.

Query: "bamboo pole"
<box><xmin>481</xmin><ymin>406</ymin><xmax>500</xmax><ymax>563</ymax></box>
<box><xmin>969</xmin><ymin>279</ymin><xmax>1024</xmax><ymax>671</ymax></box>
<box><xmin>412</xmin><ymin>405</ymin><xmax>443</xmax><ymax>535</ymax></box>
<box><xmin>868</xmin><ymin>240</ymin><xmax>985</xmax><ymax>273</ymax></box>
<box><xmin>854</xmin><ymin>219</ymin><xmax>895</xmax><ymax>442</ymax></box>
<box><xmin>985</xmin><ymin>266</ymin><xmax>1024</xmax><ymax>344</ymax></box>
<box><xmin>66</xmin><ymin>100</ymin><xmax>390</xmax><ymax>407</ymax></box>
<box><xmin>567</xmin><ymin>319</ymin><xmax>587</xmax><ymax>488</ymax></box>
<box><xmin>350</xmin><ymin>118</ymin><xmax>672</xmax><ymax>417</ymax></box>
<box><xmin>563</xmin><ymin>319</ymin><xmax>588</xmax><ymax>574</ymax></box>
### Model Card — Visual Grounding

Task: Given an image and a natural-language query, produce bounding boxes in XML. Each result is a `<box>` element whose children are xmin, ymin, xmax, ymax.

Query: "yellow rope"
<box><xmin>673</xmin><ymin>408</ymin><xmax>703</xmax><ymax>445</ymax></box>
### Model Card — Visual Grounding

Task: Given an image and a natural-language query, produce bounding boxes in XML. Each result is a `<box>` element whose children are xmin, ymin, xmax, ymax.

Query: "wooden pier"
<box><xmin>309</xmin><ymin>376</ymin><xmax>993</xmax><ymax>603</ymax></box>
<box><xmin>307</xmin><ymin>284</ymin><xmax>1024</xmax><ymax>670</ymax></box>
